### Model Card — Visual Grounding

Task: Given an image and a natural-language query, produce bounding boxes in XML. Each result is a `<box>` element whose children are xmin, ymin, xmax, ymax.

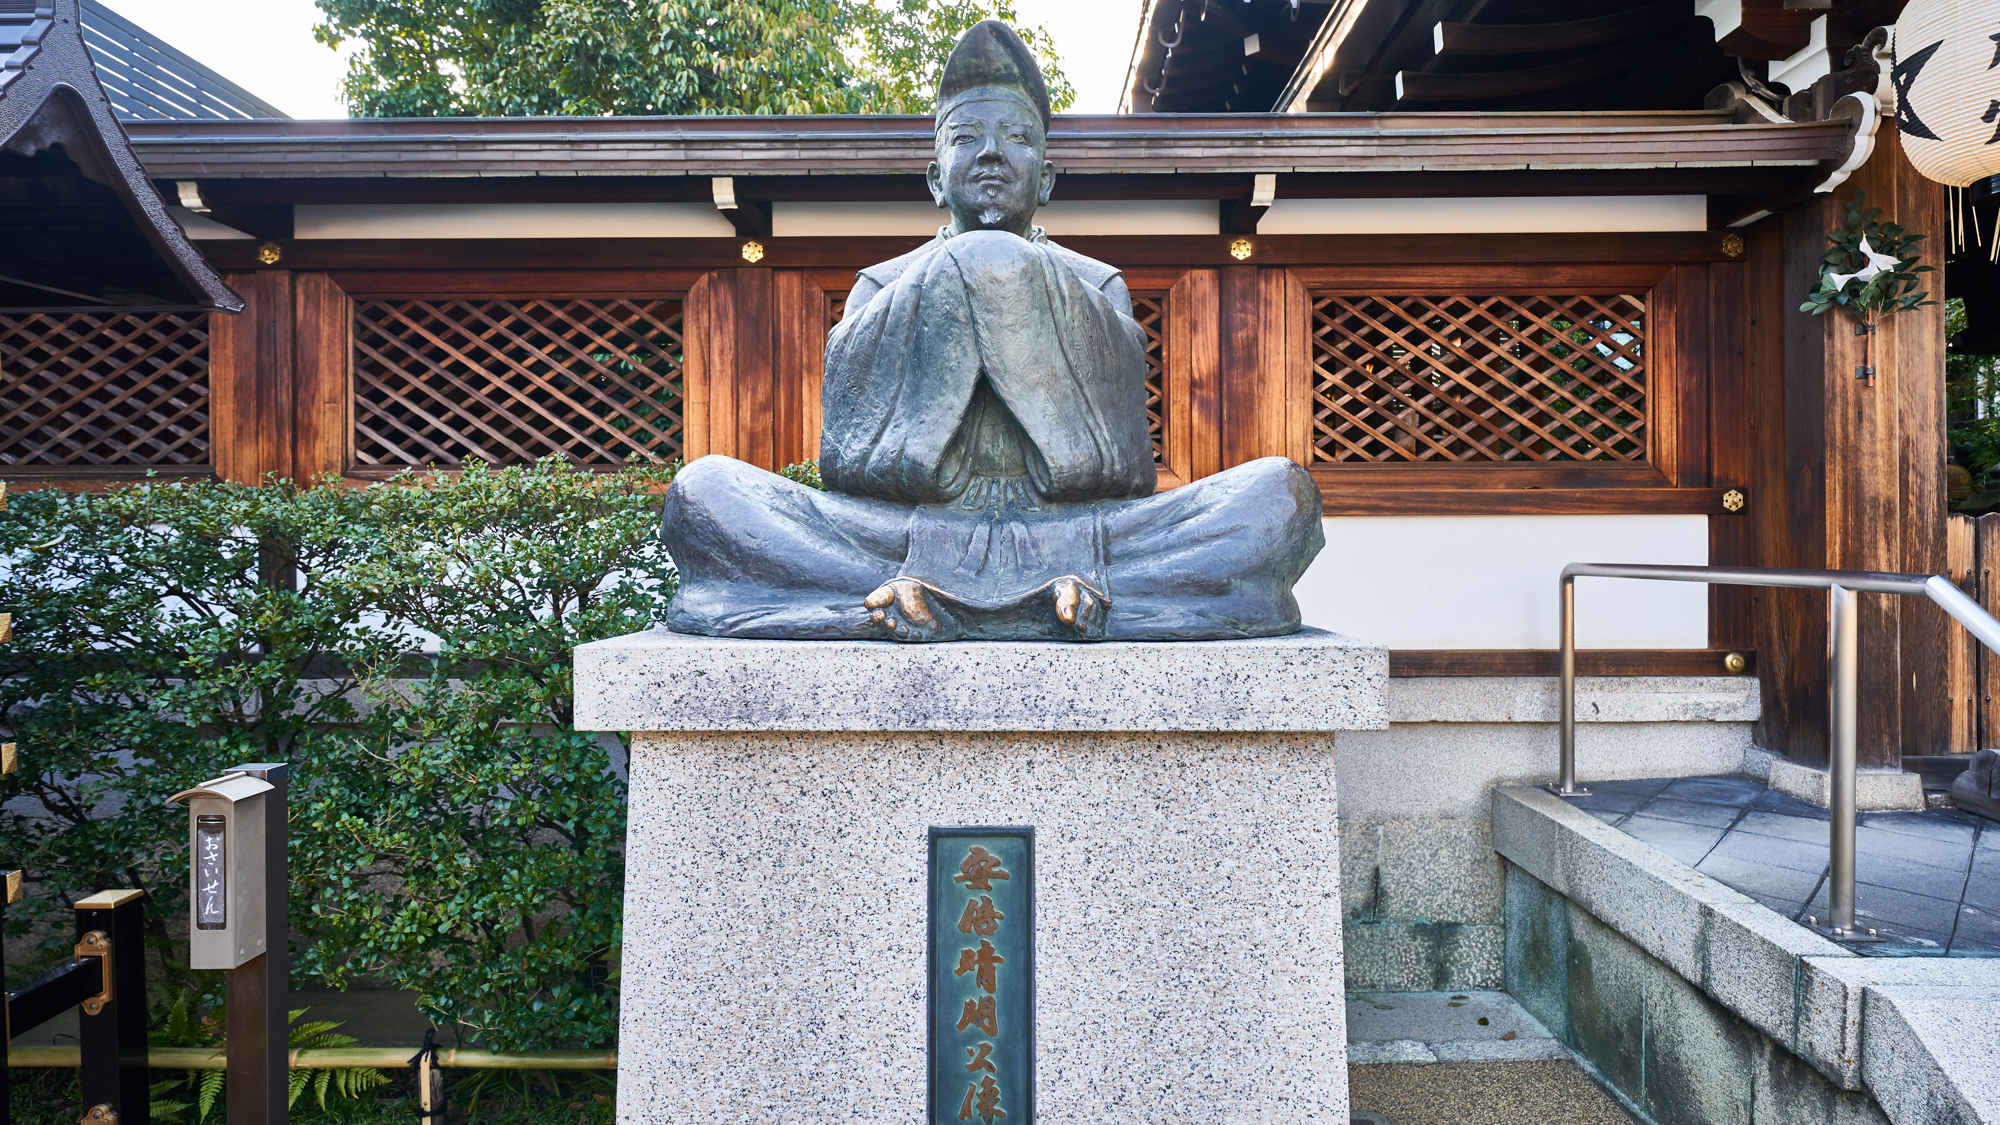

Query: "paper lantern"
<box><xmin>1893</xmin><ymin>0</ymin><xmax>2000</xmax><ymax>186</ymax></box>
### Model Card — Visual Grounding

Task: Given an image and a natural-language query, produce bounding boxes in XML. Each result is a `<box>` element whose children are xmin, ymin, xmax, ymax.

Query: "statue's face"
<box><xmin>929</xmin><ymin>96</ymin><xmax>1055</xmax><ymax>238</ymax></box>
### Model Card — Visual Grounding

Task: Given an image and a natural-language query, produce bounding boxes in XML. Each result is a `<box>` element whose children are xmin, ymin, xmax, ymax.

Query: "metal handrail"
<box><xmin>1554</xmin><ymin>562</ymin><xmax>2000</xmax><ymax>943</ymax></box>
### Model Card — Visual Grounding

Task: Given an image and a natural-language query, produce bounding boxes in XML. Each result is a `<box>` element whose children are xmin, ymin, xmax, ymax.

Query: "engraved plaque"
<box><xmin>930</xmin><ymin>827</ymin><xmax>1033</xmax><ymax>1125</ymax></box>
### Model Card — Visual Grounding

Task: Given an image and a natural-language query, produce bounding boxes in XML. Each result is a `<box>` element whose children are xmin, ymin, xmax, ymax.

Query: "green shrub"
<box><xmin>293</xmin><ymin>460</ymin><xmax>675</xmax><ymax>1050</ymax></box>
<box><xmin>0</xmin><ymin>458</ymin><xmax>680</xmax><ymax>1054</ymax></box>
<box><xmin>0</xmin><ymin>477</ymin><xmax>393</xmax><ymax>969</ymax></box>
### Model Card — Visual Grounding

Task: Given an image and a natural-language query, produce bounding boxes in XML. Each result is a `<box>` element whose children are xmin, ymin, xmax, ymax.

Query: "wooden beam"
<box><xmin>201</xmin><ymin>201</ymin><xmax>292</xmax><ymax>241</ymax></box>
<box><xmin>1217</xmin><ymin>266</ymin><xmax>1292</xmax><ymax>469</ymax></box>
<box><xmin>1395</xmin><ymin>38</ymin><xmax>1648</xmax><ymax>104</ymax></box>
<box><xmin>1433</xmin><ymin>0</ymin><xmax>1686</xmax><ymax>56</ymax></box>
<box><xmin>720</xmin><ymin>199</ymin><xmax>773</xmax><ymax>238</ymax></box>
<box><xmin>1715</xmin><ymin>3</ymin><xmax>1818</xmax><ymax>62</ymax></box>
<box><xmin>1315</xmin><ymin>487</ymin><xmax>1733</xmax><ymax>516</ymax></box>
<box><xmin>197</xmin><ymin>231</ymin><xmax>1739</xmax><ymax>274</ymax></box>
<box><xmin>1391</xmin><ymin>649</ymin><xmax>1756</xmax><ymax>677</ymax></box>
<box><xmin>1745</xmin><ymin>217</ymin><xmax>1793</xmax><ymax>757</ymax></box>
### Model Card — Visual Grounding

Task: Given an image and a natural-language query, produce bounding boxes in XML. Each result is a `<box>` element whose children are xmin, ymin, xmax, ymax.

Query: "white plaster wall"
<box><xmin>772</xmin><ymin>201</ymin><xmax>943</xmax><ymax>237</ymax></box>
<box><xmin>1296</xmin><ymin>514</ymin><xmax>1709</xmax><ymax>649</ymax></box>
<box><xmin>293</xmin><ymin>203</ymin><xmax>737</xmax><ymax>239</ymax></box>
<box><xmin>1036</xmin><ymin>199</ymin><xmax>1219</xmax><ymax>235</ymax></box>
<box><xmin>772</xmin><ymin>199</ymin><xmax>1219</xmax><ymax>237</ymax></box>
<box><xmin>1256</xmin><ymin>195</ymin><xmax>1707</xmax><ymax>234</ymax></box>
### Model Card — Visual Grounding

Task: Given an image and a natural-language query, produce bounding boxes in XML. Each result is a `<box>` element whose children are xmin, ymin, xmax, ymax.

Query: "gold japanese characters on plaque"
<box><xmin>930</xmin><ymin>828</ymin><xmax>1033</xmax><ymax>1125</ymax></box>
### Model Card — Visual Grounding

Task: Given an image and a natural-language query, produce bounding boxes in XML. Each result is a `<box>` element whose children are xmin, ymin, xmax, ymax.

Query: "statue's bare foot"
<box><xmin>1052</xmin><ymin>577</ymin><xmax>1108</xmax><ymax>640</ymax></box>
<box><xmin>865</xmin><ymin>578</ymin><xmax>960</xmax><ymax>642</ymax></box>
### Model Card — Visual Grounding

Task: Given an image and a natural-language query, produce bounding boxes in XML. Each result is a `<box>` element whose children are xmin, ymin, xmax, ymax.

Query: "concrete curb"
<box><xmin>1492</xmin><ymin>786</ymin><xmax>2000</xmax><ymax>1099</ymax></box>
<box><xmin>1860</xmin><ymin>986</ymin><xmax>2000</xmax><ymax>1125</ymax></box>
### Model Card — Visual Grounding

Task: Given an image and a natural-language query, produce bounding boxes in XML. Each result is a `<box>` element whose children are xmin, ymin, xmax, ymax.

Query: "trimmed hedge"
<box><xmin>0</xmin><ymin>459</ymin><xmax>677</xmax><ymax>1050</ymax></box>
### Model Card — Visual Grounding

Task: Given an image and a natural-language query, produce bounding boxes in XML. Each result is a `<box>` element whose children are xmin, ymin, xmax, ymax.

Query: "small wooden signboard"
<box><xmin>929</xmin><ymin>826</ymin><xmax>1035</xmax><ymax>1125</ymax></box>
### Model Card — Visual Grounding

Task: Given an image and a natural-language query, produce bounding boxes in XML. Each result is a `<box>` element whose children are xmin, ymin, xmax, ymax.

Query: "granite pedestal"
<box><xmin>575</xmin><ymin>628</ymin><xmax>1387</xmax><ymax>1125</ymax></box>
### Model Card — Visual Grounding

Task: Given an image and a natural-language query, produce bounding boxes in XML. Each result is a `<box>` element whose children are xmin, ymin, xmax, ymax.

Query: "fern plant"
<box><xmin>151</xmin><ymin>988</ymin><xmax>389</xmax><ymax>1120</ymax></box>
<box><xmin>286</xmin><ymin>1010</ymin><xmax>391</xmax><ymax>1113</ymax></box>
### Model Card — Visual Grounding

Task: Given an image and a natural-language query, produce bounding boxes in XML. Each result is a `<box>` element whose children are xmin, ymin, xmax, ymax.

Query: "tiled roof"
<box><xmin>81</xmin><ymin>0</ymin><xmax>285</xmax><ymax>120</ymax></box>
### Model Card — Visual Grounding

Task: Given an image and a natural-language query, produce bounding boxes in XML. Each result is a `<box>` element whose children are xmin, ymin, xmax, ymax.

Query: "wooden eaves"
<box><xmin>125</xmin><ymin>109</ymin><xmax>1856</xmax><ymax>255</ymax></box>
<box><xmin>127</xmin><ymin>110</ymin><xmax>1845</xmax><ymax>184</ymax></box>
<box><xmin>0</xmin><ymin>0</ymin><xmax>239</xmax><ymax>312</ymax></box>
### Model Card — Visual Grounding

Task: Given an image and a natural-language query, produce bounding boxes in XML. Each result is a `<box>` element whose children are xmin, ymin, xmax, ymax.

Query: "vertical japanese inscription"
<box><xmin>194</xmin><ymin>813</ymin><xmax>226</xmax><ymax>929</ymax></box>
<box><xmin>930</xmin><ymin>828</ymin><xmax>1033</xmax><ymax>1125</ymax></box>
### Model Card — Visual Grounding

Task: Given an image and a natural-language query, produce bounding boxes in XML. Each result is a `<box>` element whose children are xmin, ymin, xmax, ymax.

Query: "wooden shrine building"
<box><xmin>1</xmin><ymin>0</ymin><xmax>1989</xmax><ymax>787</ymax></box>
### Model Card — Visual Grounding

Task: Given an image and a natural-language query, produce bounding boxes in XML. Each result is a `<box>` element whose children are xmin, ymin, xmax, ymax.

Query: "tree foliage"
<box><xmin>313</xmin><ymin>0</ymin><xmax>1075</xmax><ymax>118</ymax></box>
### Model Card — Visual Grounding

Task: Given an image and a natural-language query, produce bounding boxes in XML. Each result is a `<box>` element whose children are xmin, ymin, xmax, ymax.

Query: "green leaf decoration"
<box><xmin>1800</xmin><ymin>189</ymin><xmax>1937</xmax><ymax>325</ymax></box>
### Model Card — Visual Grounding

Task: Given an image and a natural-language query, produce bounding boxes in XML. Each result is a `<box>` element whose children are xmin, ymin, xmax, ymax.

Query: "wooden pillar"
<box><xmin>684</xmin><ymin>271</ymin><xmax>736</xmax><ymax>463</ymax></box>
<box><xmin>732</xmin><ymin>267</ymin><xmax>777</xmax><ymax>471</ymax></box>
<box><xmin>210</xmin><ymin>271</ymin><xmax>295</xmax><ymax>484</ymax></box>
<box><xmin>684</xmin><ymin>268</ymin><xmax>783</xmax><ymax>471</ymax></box>
<box><xmin>773</xmin><ymin>270</ymin><xmax>827</xmax><ymax>468</ymax></box>
<box><xmin>290</xmin><ymin>273</ymin><xmax>348</xmax><ymax>483</ymax></box>
<box><xmin>1168</xmin><ymin>268</ymin><xmax>1220</xmax><ymax>482</ymax></box>
<box><xmin>1761</xmin><ymin>126</ymin><xmax>1948</xmax><ymax>770</ymax></box>
<box><xmin>1217</xmin><ymin>266</ymin><xmax>1308</xmax><ymax>469</ymax></box>
<box><xmin>1892</xmin><ymin>130</ymin><xmax>1949</xmax><ymax>761</ymax></box>
<box><xmin>1708</xmin><ymin>260</ymin><xmax>1755</xmax><ymax>652</ymax></box>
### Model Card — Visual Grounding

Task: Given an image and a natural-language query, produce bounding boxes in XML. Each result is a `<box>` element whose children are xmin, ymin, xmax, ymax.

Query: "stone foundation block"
<box><xmin>578</xmin><ymin>628</ymin><xmax>1387</xmax><ymax>1125</ymax></box>
<box><xmin>618</xmin><ymin>730</ymin><xmax>1349</xmax><ymax>1124</ymax></box>
<box><xmin>1342</xmin><ymin>920</ymin><xmax>1503</xmax><ymax>992</ymax></box>
<box><xmin>1767</xmin><ymin>761</ymin><xmax>1925</xmax><ymax>812</ymax></box>
<box><xmin>1340</xmin><ymin>817</ymin><xmax>1504</xmax><ymax>925</ymax></box>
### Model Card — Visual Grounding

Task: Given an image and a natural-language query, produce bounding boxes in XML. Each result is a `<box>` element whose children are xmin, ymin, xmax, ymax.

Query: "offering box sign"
<box><xmin>930</xmin><ymin>827</ymin><xmax>1034</xmax><ymax>1125</ymax></box>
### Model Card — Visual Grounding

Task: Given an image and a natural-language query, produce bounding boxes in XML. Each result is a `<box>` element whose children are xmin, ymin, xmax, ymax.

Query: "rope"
<box><xmin>408</xmin><ymin>1028</ymin><xmax>444</xmax><ymax>1122</ymax></box>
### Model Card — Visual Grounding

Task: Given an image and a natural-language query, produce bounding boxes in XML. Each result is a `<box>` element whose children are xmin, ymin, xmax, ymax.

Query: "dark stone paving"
<box><xmin>1584</xmin><ymin>775</ymin><xmax>1997</xmax><ymax>958</ymax></box>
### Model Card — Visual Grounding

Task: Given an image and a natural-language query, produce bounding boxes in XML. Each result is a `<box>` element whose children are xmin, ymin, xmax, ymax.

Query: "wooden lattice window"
<box><xmin>1309</xmin><ymin>293</ymin><xmax>1647</xmax><ymax>465</ymax></box>
<box><xmin>0</xmin><ymin>312</ymin><xmax>210</xmax><ymax>467</ymax></box>
<box><xmin>351</xmin><ymin>298</ymin><xmax>686</xmax><ymax>469</ymax></box>
<box><xmin>1131</xmin><ymin>294</ymin><xmax>1167</xmax><ymax>466</ymax></box>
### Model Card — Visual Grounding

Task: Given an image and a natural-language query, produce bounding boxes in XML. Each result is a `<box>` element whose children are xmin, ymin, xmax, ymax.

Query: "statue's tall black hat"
<box><xmin>935</xmin><ymin>20</ymin><xmax>1051</xmax><ymax>131</ymax></box>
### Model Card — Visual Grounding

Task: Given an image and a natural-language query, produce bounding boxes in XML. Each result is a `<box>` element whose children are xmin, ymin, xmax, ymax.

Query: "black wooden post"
<box><xmin>224</xmin><ymin>763</ymin><xmax>288</xmax><ymax>1125</ymax></box>
<box><xmin>73</xmin><ymin>890</ymin><xmax>150</xmax><ymax>1125</ymax></box>
<box><xmin>2</xmin><ymin>867</ymin><xmax>19</xmax><ymax>1125</ymax></box>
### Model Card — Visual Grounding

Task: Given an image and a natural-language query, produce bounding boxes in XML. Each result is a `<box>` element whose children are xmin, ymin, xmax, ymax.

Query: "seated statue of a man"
<box><xmin>662</xmin><ymin>20</ymin><xmax>1323</xmax><ymax>642</ymax></box>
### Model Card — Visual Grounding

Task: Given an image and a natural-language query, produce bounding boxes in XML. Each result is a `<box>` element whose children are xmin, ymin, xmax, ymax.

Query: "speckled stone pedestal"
<box><xmin>576</xmin><ymin>628</ymin><xmax>1386</xmax><ymax>1125</ymax></box>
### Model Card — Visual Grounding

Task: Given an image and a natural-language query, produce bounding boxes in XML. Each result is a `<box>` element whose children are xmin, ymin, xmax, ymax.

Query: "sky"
<box><xmin>93</xmin><ymin>0</ymin><xmax>1145</xmax><ymax>120</ymax></box>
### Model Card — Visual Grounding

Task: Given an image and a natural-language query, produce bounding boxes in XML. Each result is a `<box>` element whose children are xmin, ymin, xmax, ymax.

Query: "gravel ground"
<box><xmin>1349</xmin><ymin>1060</ymin><xmax>1638</xmax><ymax>1125</ymax></box>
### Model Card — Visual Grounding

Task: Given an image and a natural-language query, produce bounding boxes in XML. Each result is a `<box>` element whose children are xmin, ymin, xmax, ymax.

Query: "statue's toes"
<box><xmin>1074</xmin><ymin>589</ymin><xmax>1110</xmax><ymax>640</ymax></box>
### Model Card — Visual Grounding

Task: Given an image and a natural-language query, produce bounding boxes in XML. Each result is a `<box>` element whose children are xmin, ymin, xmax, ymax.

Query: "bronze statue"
<box><xmin>661</xmin><ymin>21</ymin><xmax>1324</xmax><ymax>642</ymax></box>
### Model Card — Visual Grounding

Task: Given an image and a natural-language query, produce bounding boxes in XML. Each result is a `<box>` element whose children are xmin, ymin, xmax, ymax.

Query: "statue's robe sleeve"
<box><xmin>819</xmin><ymin>229</ymin><xmax>1155</xmax><ymax>505</ymax></box>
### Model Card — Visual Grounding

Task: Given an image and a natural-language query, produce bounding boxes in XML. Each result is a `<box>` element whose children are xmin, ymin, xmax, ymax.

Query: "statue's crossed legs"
<box><xmin>660</xmin><ymin>453</ymin><xmax>1322</xmax><ymax>642</ymax></box>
